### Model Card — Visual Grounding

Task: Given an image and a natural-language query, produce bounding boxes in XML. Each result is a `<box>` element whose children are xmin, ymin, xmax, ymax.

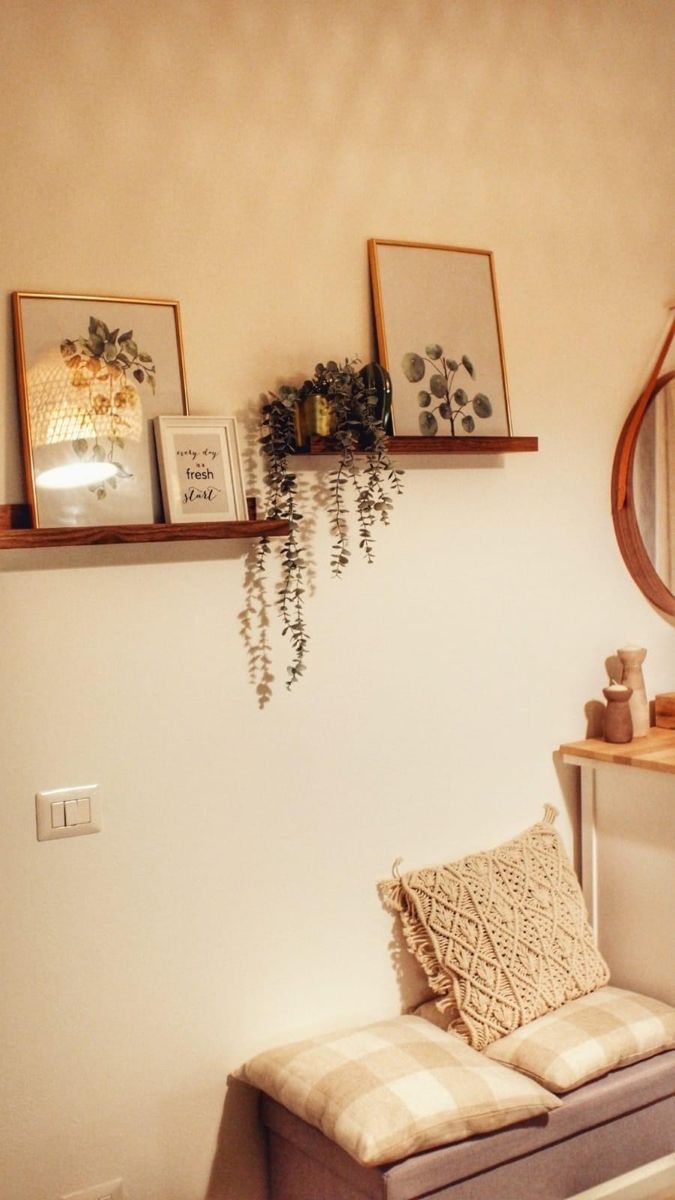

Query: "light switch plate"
<box><xmin>36</xmin><ymin>784</ymin><xmax>101</xmax><ymax>841</ymax></box>
<box><xmin>61</xmin><ymin>1181</ymin><xmax>123</xmax><ymax>1200</ymax></box>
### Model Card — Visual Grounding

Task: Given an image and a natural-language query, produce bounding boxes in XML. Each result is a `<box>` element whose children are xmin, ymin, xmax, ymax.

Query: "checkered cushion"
<box><xmin>484</xmin><ymin>986</ymin><xmax>675</xmax><ymax>1093</ymax></box>
<box><xmin>240</xmin><ymin>1015</ymin><xmax>560</xmax><ymax>1166</ymax></box>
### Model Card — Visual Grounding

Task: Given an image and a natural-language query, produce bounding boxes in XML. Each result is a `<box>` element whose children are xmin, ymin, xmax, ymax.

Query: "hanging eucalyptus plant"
<box><xmin>258</xmin><ymin>358</ymin><xmax>403</xmax><ymax>689</ymax></box>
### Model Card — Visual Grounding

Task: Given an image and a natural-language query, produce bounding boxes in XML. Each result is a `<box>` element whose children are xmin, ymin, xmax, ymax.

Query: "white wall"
<box><xmin>1</xmin><ymin>2</ymin><xmax>674</xmax><ymax>1198</ymax></box>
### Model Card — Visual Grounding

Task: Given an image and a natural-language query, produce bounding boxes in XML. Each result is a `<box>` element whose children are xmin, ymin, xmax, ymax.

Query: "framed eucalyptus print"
<box><xmin>368</xmin><ymin>240</ymin><xmax>512</xmax><ymax>438</ymax></box>
<box><xmin>12</xmin><ymin>292</ymin><xmax>189</xmax><ymax>527</ymax></box>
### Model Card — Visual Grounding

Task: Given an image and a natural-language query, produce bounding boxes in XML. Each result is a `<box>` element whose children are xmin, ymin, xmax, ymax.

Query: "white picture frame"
<box><xmin>153</xmin><ymin>415</ymin><xmax>247</xmax><ymax>523</ymax></box>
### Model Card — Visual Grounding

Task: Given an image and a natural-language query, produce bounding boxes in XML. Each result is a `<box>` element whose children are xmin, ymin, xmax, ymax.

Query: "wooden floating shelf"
<box><xmin>303</xmin><ymin>435</ymin><xmax>538</xmax><ymax>455</ymax></box>
<box><xmin>0</xmin><ymin>504</ymin><xmax>289</xmax><ymax>549</ymax></box>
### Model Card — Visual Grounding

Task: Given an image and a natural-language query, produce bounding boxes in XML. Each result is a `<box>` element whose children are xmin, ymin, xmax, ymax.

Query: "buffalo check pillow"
<box><xmin>484</xmin><ymin>986</ymin><xmax>675</xmax><ymax>1093</ymax></box>
<box><xmin>240</xmin><ymin>1015</ymin><xmax>560</xmax><ymax>1167</ymax></box>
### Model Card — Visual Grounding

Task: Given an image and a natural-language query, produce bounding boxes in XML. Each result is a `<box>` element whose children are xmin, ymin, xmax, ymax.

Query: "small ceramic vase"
<box><xmin>603</xmin><ymin>683</ymin><xmax>633</xmax><ymax>743</ymax></box>
<box><xmin>617</xmin><ymin>645</ymin><xmax>649</xmax><ymax>737</ymax></box>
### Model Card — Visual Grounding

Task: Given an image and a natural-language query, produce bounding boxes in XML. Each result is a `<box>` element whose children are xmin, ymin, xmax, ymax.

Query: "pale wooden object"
<box><xmin>617</xmin><ymin>646</ymin><xmax>649</xmax><ymax>737</ymax></box>
<box><xmin>602</xmin><ymin>684</ymin><xmax>633</xmax><ymax>743</ymax></box>
<box><xmin>654</xmin><ymin>693</ymin><xmax>675</xmax><ymax>729</ymax></box>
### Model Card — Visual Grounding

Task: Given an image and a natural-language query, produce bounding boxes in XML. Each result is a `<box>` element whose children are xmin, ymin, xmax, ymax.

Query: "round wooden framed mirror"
<box><xmin>612</xmin><ymin>368</ymin><xmax>675</xmax><ymax>615</ymax></box>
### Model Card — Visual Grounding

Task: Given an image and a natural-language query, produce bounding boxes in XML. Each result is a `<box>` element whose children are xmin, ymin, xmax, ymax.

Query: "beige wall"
<box><xmin>1</xmin><ymin>2</ymin><xmax>674</xmax><ymax>1198</ymax></box>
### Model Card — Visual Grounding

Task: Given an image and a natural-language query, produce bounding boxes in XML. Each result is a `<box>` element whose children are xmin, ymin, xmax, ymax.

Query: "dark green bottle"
<box><xmin>359</xmin><ymin>362</ymin><xmax>393</xmax><ymax>435</ymax></box>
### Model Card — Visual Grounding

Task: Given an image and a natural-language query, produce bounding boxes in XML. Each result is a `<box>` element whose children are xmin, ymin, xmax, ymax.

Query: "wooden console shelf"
<box><xmin>304</xmin><ymin>435</ymin><xmax>538</xmax><ymax>455</ymax></box>
<box><xmin>0</xmin><ymin>503</ymin><xmax>289</xmax><ymax>549</ymax></box>
<box><xmin>560</xmin><ymin>727</ymin><xmax>675</xmax><ymax>776</ymax></box>
<box><xmin>561</xmin><ymin>728</ymin><xmax>675</xmax><ymax>1006</ymax></box>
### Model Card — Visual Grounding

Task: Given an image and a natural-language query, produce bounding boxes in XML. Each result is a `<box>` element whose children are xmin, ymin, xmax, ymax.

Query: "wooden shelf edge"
<box><xmin>560</xmin><ymin>728</ymin><xmax>675</xmax><ymax>775</ymax></box>
<box><xmin>0</xmin><ymin>504</ymin><xmax>289</xmax><ymax>548</ymax></box>
<box><xmin>303</xmin><ymin>435</ymin><xmax>538</xmax><ymax>455</ymax></box>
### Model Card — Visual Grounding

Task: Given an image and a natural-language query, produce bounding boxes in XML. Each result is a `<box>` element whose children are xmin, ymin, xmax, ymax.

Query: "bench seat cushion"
<box><xmin>484</xmin><ymin>985</ymin><xmax>675</xmax><ymax>1092</ymax></box>
<box><xmin>262</xmin><ymin>1049</ymin><xmax>675</xmax><ymax>1199</ymax></box>
<box><xmin>241</xmin><ymin>1015</ymin><xmax>559</xmax><ymax>1166</ymax></box>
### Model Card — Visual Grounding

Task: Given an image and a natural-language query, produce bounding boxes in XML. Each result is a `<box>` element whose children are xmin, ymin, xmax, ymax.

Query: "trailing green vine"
<box><xmin>258</xmin><ymin>358</ymin><xmax>403</xmax><ymax>689</ymax></box>
<box><xmin>258</xmin><ymin>386</ymin><xmax>308</xmax><ymax>688</ymax></box>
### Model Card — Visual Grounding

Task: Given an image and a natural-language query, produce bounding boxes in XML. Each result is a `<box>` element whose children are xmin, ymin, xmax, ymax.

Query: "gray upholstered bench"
<box><xmin>243</xmin><ymin>812</ymin><xmax>675</xmax><ymax>1197</ymax></box>
<box><xmin>262</xmin><ymin>1050</ymin><xmax>675</xmax><ymax>1200</ymax></box>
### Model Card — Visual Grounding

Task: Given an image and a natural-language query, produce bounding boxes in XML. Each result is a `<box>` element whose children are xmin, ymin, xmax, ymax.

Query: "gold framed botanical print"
<box><xmin>12</xmin><ymin>292</ymin><xmax>189</xmax><ymax>527</ymax></box>
<box><xmin>368</xmin><ymin>240</ymin><xmax>512</xmax><ymax>438</ymax></box>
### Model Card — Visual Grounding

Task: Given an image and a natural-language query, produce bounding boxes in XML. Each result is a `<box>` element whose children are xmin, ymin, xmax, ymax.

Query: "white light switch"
<box><xmin>64</xmin><ymin>799</ymin><xmax>80</xmax><ymax>827</ymax></box>
<box><xmin>36</xmin><ymin>785</ymin><xmax>101</xmax><ymax>841</ymax></box>
<box><xmin>51</xmin><ymin>801</ymin><xmax>66</xmax><ymax>828</ymax></box>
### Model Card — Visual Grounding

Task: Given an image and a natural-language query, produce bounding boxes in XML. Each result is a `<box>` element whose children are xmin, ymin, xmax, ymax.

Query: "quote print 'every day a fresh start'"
<box><xmin>174</xmin><ymin>436</ymin><xmax>229</xmax><ymax>513</ymax></box>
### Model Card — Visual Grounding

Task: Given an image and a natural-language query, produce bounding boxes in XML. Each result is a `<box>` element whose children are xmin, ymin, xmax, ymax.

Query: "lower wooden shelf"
<box><xmin>0</xmin><ymin>504</ymin><xmax>289</xmax><ymax>549</ymax></box>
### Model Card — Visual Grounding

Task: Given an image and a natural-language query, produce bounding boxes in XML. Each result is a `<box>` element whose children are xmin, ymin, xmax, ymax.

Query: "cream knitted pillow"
<box><xmin>379</xmin><ymin>806</ymin><xmax>609</xmax><ymax>1051</ymax></box>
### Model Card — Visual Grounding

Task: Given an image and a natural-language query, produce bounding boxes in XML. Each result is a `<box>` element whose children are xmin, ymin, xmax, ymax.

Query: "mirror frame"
<box><xmin>612</xmin><ymin>369</ymin><xmax>675</xmax><ymax>616</ymax></box>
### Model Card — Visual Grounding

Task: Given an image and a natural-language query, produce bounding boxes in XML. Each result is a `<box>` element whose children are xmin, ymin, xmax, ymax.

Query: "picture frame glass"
<box><xmin>12</xmin><ymin>293</ymin><xmax>189</xmax><ymax>527</ymax></box>
<box><xmin>368</xmin><ymin>241</ymin><xmax>512</xmax><ymax>438</ymax></box>
<box><xmin>154</xmin><ymin>416</ymin><xmax>247</xmax><ymax>523</ymax></box>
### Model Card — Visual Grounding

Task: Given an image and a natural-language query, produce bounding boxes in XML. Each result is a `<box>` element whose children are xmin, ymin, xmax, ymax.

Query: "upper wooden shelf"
<box><xmin>303</xmin><ymin>435</ymin><xmax>538</xmax><ymax>455</ymax></box>
<box><xmin>560</xmin><ymin>728</ymin><xmax>675</xmax><ymax>776</ymax></box>
<box><xmin>0</xmin><ymin>503</ymin><xmax>289</xmax><ymax>550</ymax></box>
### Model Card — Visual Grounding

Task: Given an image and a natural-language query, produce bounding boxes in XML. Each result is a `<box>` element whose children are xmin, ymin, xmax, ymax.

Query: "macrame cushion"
<box><xmin>484</xmin><ymin>986</ymin><xmax>675</xmax><ymax>1092</ymax></box>
<box><xmin>239</xmin><ymin>1015</ymin><xmax>560</xmax><ymax>1167</ymax></box>
<box><xmin>378</xmin><ymin>806</ymin><xmax>609</xmax><ymax>1051</ymax></box>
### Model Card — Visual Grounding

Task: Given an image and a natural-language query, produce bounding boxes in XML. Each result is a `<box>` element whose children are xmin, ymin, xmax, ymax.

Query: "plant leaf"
<box><xmin>401</xmin><ymin>352</ymin><xmax>425</xmax><ymax>383</ymax></box>
<box><xmin>419</xmin><ymin>410</ymin><xmax>438</xmax><ymax>435</ymax></box>
<box><xmin>473</xmin><ymin>393</ymin><xmax>492</xmax><ymax>418</ymax></box>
